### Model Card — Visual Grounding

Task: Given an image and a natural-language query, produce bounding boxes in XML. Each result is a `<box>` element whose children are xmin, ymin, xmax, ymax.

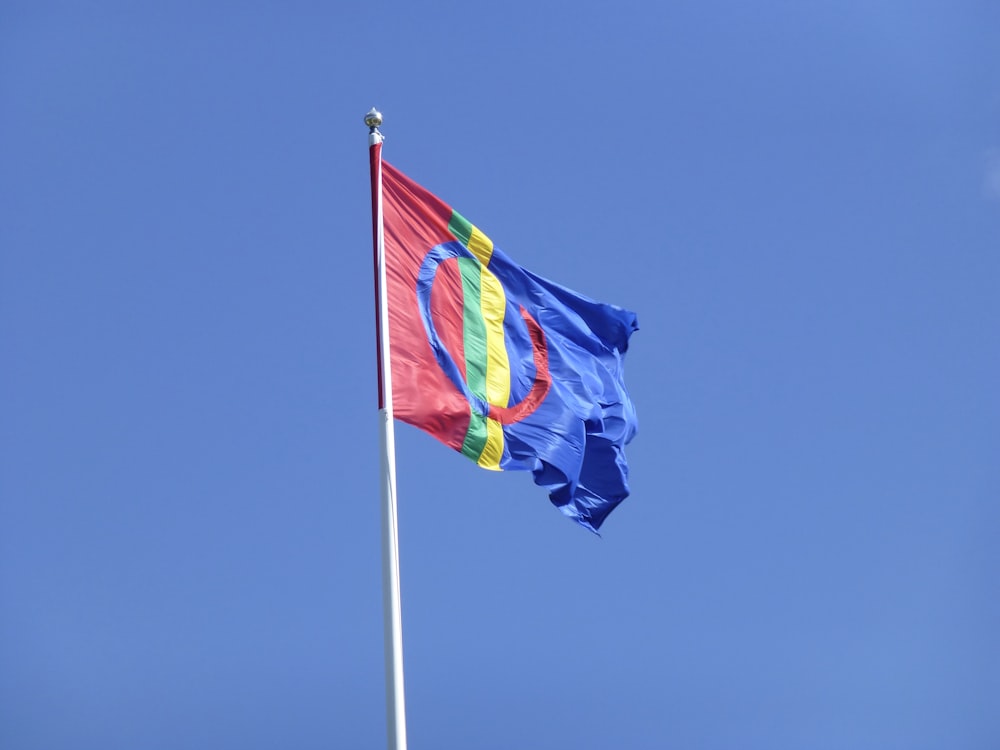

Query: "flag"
<box><xmin>381</xmin><ymin>160</ymin><xmax>638</xmax><ymax>533</ymax></box>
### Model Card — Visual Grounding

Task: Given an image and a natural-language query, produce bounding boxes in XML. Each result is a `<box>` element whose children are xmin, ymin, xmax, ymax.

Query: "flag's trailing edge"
<box><xmin>382</xmin><ymin>160</ymin><xmax>638</xmax><ymax>533</ymax></box>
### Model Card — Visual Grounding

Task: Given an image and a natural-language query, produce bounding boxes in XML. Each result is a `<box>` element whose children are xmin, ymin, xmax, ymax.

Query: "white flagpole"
<box><xmin>365</xmin><ymin>107</ymin><xmax>407</xmax><ymax>750</ymax></box>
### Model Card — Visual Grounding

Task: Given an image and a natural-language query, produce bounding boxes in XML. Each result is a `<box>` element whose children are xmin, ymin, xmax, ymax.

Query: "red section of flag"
<box><xmin>381</xmin><ymin>160</ymin><xmax>471</xmax><ymax>451</ymax></box>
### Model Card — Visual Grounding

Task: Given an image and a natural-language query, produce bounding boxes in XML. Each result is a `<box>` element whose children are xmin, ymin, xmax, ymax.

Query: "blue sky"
<box><xmin>2</xmin><ymin>2</ymin><xmax>998</xmax><ymax>749</ymax></box>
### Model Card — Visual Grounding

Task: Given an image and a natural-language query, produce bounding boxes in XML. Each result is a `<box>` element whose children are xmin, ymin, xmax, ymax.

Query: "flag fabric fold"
<box><xmin>381</xmin><ymin>159</ymin><xmax>638</xmax><ymax>532</ymax></box>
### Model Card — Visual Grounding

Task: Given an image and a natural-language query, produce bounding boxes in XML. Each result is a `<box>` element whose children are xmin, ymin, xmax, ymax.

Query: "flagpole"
<box><xmin>366</xmin><ymin>107</ymin><xmax>408</xmax><ymax>750</ymax></box>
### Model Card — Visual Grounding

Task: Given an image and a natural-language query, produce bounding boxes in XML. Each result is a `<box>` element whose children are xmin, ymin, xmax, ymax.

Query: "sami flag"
<box><xmin>382</xmin><ymin>160</ymin><xmax>638</xmax><ymax>533</ymax></box>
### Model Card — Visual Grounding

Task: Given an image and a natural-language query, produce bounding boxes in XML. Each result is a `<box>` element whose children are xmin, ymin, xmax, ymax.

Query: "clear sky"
<box><xmin>2</xmin><ymin>2</ymin><xmax>998</xmax><ymax>749</ymax></box>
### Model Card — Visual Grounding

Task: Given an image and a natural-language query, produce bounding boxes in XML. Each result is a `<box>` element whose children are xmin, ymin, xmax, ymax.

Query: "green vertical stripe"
<box><xmin>460</xmin><ymin>409</ymin><xmax>489</xmax><ymax>461</ymax></box>
<box><xmin>458</xmin><ymin>256</ymin><xmax>488</xmax><ymax>401</ymax></box>
<box><xmin>448</xmin><ymin>211</ymin><xmax>474</xmax><ymax>248</ymax></box>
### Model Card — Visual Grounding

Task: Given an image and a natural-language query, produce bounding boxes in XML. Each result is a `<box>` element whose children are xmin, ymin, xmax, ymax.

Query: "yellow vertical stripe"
<box><xmin>477</xmin><ymin>417</ymin><xmax>504</xmax><ymax>470</ymax></box>
<box><xmin>478</xmin><ymin>266</ymin><xmax>511</xmax><ymax>410</ymax></box>
<box><xmin>467</xmin><ymin>226</ymin><xmax>493</xmax><ymax>265</ymax></box>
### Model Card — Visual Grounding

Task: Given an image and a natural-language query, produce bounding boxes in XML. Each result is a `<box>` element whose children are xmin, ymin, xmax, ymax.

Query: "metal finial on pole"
<box><xmin>365</xmin><ymin>107</ymin><xmax>383</xmax><ymax>130</ymax></box>
<box><xmin>366</xmin><ymin>107</ymin><xmax>384</xmax><ymax>145</ymax></box>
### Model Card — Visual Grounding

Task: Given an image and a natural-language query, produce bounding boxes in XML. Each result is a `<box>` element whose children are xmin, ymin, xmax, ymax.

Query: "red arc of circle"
<box><xmin>486</xmin><ymin>306</ymin><xmax>551</xmax><ymax>425</ymax></box>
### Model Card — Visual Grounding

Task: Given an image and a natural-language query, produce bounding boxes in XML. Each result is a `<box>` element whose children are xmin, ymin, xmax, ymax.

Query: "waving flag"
<box><xmin>381</xmin><ymin>160</ymin><xmax>638</xmax><ymax>532</ymax></box>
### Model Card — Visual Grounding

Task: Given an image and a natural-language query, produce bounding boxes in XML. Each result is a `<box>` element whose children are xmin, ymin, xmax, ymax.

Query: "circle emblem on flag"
<box><xmin>416</xmin><ymin>242</ymin><xmax>550</xmax><ymax>424</ymax></box>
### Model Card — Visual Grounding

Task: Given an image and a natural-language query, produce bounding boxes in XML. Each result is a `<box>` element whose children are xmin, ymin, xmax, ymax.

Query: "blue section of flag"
<box><xmin>488</xmin><ymin>248</ymin><xmax>639</xmax><ymax>533</ymax></box>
